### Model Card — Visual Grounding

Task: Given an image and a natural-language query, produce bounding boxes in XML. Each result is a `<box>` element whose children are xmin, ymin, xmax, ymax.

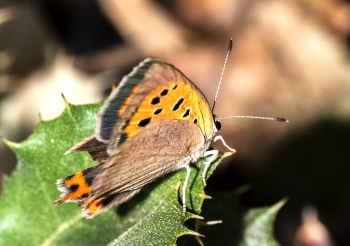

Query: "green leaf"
<box><xmin>239</xmin><ymin>200</ymin><xmax>285</xmax><ymax>246</ymax></box>
<box><xmin>178</xmin><ymin>190</ymin><xmax>285</xmax><ymax>246</ymax></box>
<box><xmin>0</xmin><ymin>99</ymin><xmax>228</xmax><ymax>246</ymax></box>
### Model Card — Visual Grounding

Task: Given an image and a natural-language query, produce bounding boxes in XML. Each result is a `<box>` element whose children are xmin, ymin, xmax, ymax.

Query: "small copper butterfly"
<box><xmin>53</xmin><ymin>40</ymin><xmax>287</xmax><ymax>219</ymax></box>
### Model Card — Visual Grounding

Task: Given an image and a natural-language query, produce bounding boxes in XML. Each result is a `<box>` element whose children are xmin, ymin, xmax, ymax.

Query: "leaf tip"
<box><xmin>61</xmin><ymin>93</ymin><xmax>73</xmax><ymax>109</ymax></box>
<box><xmin>175</xmin><ymin>180</ymin><xmax>182</xmax><ymax>191</ymax></box>
<box><xmin>111</xmin><ymin>80</ymin><xmax>118</xmax><ymax>93</ymax></box>
<box><xmin>236</xmin><ymin>184</ymin><xmax>253</xmax><ymax>195</ymax></box>
<box><xmin>194</xmin><ymin>235</ymin><xmax>205</xmax><ymax>246</ymax></box>
<box><xmin>203</xmin><ymin>220</ymin><xmax>222</xmax><ymax>226</ymax></box>
<box><xmin>223</xmin><ymin>151</ymin><xmax>235</xmax><ymax>158</ymax></box>
<box><xmin>274</xmin><ymin>197</ymin><xmax>288</xmax><ymax>210</ymax></box>
<box><xmin>61</xmin><ymin>93</ymin><xmax>68</xmax><ymax>105</ymax></box>
<box><xmin>202</xmin><ymin>194</ymin><xmax>212</xmax><ymax>200</ymax></box>
<box><xmin>0</xmin><ymin>135</ymin><xmax>17</xmax><ymax>149</ymax></box>
<box><xmin>187</xmin><ymin>230</ymin><xmax>205</xmax><ymax>237</ymax></box>
<box><xmin>38</xmin><ymin>112</ymin><xmax>43</xmax><ymax>122</ymax></box>
<box><xmin>187</xmin><ymin>213</ymin><xmax>204</xmax><ymax>220</ymax></box>
<box><xmin>186</xmin><ymin>230</ymin><xmax>205</xmax><ymax>246</ymax></box>
<box><xmin>196</xmin><ymin>219</ymin><xmax>222</xmax><ymax>228</ymax></box>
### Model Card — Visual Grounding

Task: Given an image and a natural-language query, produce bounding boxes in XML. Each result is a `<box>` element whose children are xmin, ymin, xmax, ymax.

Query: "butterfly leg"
<box><xmin>182</xmin><ymin>164</ymin><xmax>191</xmax><ymax>215</ymax></box>
<box><xmin>213</xmin><ymin>135</ymin><xmax>236</xmax><ymax>152</ymax></box>
<box><xmin>201</xmin><ymin>136</ymin><xmax>236</xmax><ymax>186</ymax></box>
<box><xmin>202</xmin><ymin>150</ymin><xmax>219</xmax><ymax>187</ymax></box>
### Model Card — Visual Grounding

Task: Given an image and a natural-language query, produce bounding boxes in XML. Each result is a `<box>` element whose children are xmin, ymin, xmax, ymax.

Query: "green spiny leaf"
<box><xmin>178</xmin><ymin>190</ymin><xmax>285</xmax><ymax>246</ymax></box>
<box><xmin>0</xmin><ymin>99</ymin><xmax>227</xmax><ymax>246</ymax></box>
<box><xmin>239</xmin><ymin>199</ymin><xmax>285</xmax><ymax>246</ymax></box>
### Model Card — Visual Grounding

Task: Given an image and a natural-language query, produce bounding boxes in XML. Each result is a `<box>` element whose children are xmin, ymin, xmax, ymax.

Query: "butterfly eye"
<box><xmin>213</xmin><ymin>114</ymin><xmax>221</xmax><ymax>131</ymax></box>
<box><xmin>214</xmin><ymin>120</ymin><xmax>221</xmax><ymax>131</ymax></box>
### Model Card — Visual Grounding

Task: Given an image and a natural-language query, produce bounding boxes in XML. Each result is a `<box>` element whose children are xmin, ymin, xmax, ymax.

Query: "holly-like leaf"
<box><xmin>239</xmin><ymin>199</ymin><xmax>285</xmax><ymax>246</ymax></box>
<box><xmin>177</xmin><ymin>189</ymin><xmax>285</xmax><ymax>246</ymax></box>
<box><xmin>0</xmin><ymin>99</ymin><xmax>228</xmax><ymax>246</ymax></box>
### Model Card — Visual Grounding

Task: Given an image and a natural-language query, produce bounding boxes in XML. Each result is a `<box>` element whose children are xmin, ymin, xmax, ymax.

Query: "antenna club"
<box><xmin>276</xmin><ymin>117</ymin><xmax>289</xmax><ymax>122</ymax></box>
<box><xmin>228</xmin><ymin>39</ymin><xmax>233</xmax><ymax>55</ymax></box>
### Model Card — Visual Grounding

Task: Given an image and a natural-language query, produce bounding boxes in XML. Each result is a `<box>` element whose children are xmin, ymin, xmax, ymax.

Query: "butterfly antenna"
<box><xmin>212</xmin><ymin>40</ymin><xmax>288</xmax><ymax>124</ymax></box>
<box><xmin>219</xmin><ymin>115</ymin><xmax>289</xmax><ymax>122</ymax></box>
<box><xmin>212</xmin><ymin>39</ymin><xmax>233</xmax><ymax>114</ymax></box>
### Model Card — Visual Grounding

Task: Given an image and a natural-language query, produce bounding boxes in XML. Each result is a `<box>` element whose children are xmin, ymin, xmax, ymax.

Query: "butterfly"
<box><xmin>53</xmin><ymin>40</ymin><xmax>286</xmax><ymax>219</ymax></box>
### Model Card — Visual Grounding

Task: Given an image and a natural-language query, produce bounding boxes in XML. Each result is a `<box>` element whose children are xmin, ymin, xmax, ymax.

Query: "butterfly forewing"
<box><xmin>96</xmin><ymin>58</ymin><xmax>215</xmax><ymax>155</ymax></box>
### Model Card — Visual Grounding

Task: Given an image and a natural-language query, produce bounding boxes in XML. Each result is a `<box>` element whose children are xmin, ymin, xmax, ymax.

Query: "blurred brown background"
<box><xmin>0</xmin><ymin>0</ymin><xmax>350</xmax><ymax>245</ymax></box>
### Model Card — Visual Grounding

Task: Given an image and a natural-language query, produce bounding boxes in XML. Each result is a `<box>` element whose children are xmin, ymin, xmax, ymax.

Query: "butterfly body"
<box><xmin>54</xmin><ymin>58</ymin><xmax>220</xmax><ymax>219</ymax></box>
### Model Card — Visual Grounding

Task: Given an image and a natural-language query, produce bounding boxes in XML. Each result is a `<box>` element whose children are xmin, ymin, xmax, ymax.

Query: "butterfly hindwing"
<box><xmin>83</xmin><ymin>119</ymin><xmax>208</xmax><ymax>218</ymax></box>
<box><xmin>55</xmin><ymin>136</ymin><xmax>108</xmax><ymax>206</ymax></box>
<box><xmin>54</xmin><ymin>164</ymin><xmax>102</xmax><ymax>205</ymax></box>
<box><xmin>81</xmin><ymin>189</ymin><xmax>141</xmax><ymax>219</ymax></box>
<box><xmin>65</xmin><ymin>135</ymin><xmax>108</xmax><ymax>163</ymax></box>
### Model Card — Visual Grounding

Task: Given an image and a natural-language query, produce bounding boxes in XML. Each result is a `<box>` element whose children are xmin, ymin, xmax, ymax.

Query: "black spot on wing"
<box><xmin>160</xmin><ymin>89</ymin><xmax>168</xmax><ymax>96</ymax></box>
<box><xmin>70</xmin><ymin>184</ymin><xmax>79</xmax><ymax>192</ymax></box>
<box><xmin>81</xmin><ymin>164</ymin><xmax>103</xmax><ymax>187</ymax></box>
<box><xmin>138</xmin><ymin>117</ymin><xmax>151</xmax><ymax>127</ymax></box>
<box><xmin>81</xmin><ymin>193</ymin><xmax>89</xmax><ymax>198</ymax></box>
<box><xmin>172</xmin><ymin>98</ymin><xmax>184</xmax><ymax>111</ymax></box>
<box><xmin>194</xmin><ymin>118</ymin><xmax>198</xmax><ymax>124</ymax></box>
<box><xmin>172</xmin><ymin>84</ymin><xmax>178</xmax><ymax>90</ymax></box>
<box><xmin>101</xmin><ymin>194</ymin><xmax>115</xmax><ymax>207</ymax></box>
<box><xmin>151</xmin><ymin>97</ymin><xmax>160</xmax><ymax>105</ymax></box>
<box><xmin>83</xmin><ymin>175</ymin><xmax>94</xmax><ymax>187</ymax></box>
<box><xmin>182</xmin><ymin>108</ymin><xmax>190</xmax><ymax>118</ymax></box>
<box><xmin>154</xmin><ymin>108</ymin><xmax>163</xmax><ymax>115</ymax></box>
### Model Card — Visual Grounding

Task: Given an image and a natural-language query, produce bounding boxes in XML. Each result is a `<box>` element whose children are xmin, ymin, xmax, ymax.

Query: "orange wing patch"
<box><xmin>54</xmin><ymin>170</ymin><xmax>94</xmax><ymax>204</ymax></box>
<box><xmin>122</xmin><ymin>81</ymin><xmax>210</xmax><ymax>139</ymax></box>
<box><xmin>82</xmin><ymin>198</ymin><xmax>104</xmax><ymax>218</ymax></box>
